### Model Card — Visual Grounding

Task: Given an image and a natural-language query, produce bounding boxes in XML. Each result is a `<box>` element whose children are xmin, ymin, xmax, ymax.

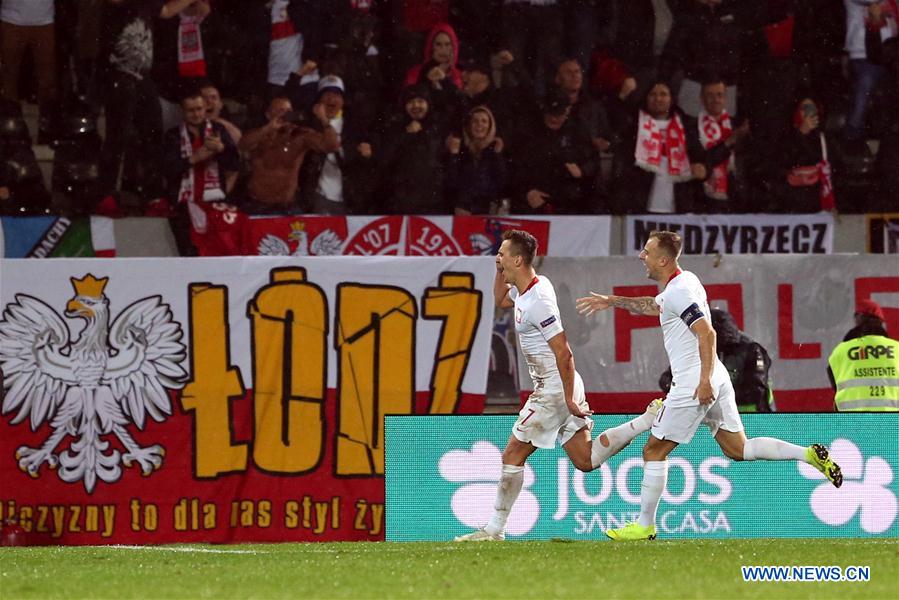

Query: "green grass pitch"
<box><xmin>1</xmin><ymin>539</ymin><xmax>896</xmax><ymax>599</ymax></box>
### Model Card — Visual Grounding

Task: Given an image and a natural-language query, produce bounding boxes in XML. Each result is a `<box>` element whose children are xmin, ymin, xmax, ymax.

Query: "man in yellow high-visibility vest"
<box><xmin>827</xmin><ymin>300</ymin><xmax>899</xmax><ymax>411</ymax></box>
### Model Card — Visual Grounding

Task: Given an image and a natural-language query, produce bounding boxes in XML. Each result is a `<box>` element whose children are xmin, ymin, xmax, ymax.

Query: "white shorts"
<box><xmin>651</xmin><ymin>376</ymin><xmax>744</xmax><ymax>444</ymax></box>
<box><xmin>512</xmin><ymin>371</ymin><xmax>593</xmax><ymax>449</ymax></box>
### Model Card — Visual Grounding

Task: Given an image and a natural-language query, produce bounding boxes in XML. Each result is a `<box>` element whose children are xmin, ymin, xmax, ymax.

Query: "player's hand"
<box><xmin>576</xmin><ymin>292</ymin><xmax>611</xmax><ymax>316</ymax></box>
<box><xmin>565</xmin><ymin>162</ymin><xmax>582</xmax><ymax>178</ymax></box>
<box><xmin>694</xmin><ymin>380</ymin><xmax>715</xmax><ymax>405</ymax></box>
<box><xmin>567</xmin><ymin>400</ymin><xmax>593</xmax><ymax>418</ymax></box>
<box><xmin>406</xmin><ymin>120</ymin><xmax>423</xmax><ymax>134</ymax></box>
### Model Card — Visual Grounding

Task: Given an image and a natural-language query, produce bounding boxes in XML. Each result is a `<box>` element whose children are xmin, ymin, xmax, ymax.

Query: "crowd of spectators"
<box><xmin>1</xmin><ymin>0</ymin><xmax>897</xmax><ymax>252</ymax></box>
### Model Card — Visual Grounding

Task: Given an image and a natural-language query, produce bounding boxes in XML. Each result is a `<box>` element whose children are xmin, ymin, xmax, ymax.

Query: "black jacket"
<box><xmin>445</xmin><ymin>143</ymin><xmax>508</xmax><ymax>215</ymax></box>
<box><xmin>299</xmin><ymin>113</ymin><xmax>376</xmax><ymax>214</ymax></box>
<box><xmin>659</xmin><ymin>1</ymin><xmax>744</xmax><ymax>85</ymax></box>
<box><xmin>510</xmin><ymin>116</ymin><xmax>597</xmax><ymax>214</ymax></box>
<box><xmin>376</xmin><ymin>115</ymin><xmax>449</xmax><ymax>214</ymax></box>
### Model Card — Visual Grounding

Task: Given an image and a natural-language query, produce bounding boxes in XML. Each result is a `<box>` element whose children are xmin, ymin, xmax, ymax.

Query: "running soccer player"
<box><xmin>576</xmin><ymin>230</ymin><xmax>843</xmax><ymax>541</ymax></box>
<box><xmin>455</xmin><ymin>229</ymin><xmax>660</xmax><ymax>542</ymax></box>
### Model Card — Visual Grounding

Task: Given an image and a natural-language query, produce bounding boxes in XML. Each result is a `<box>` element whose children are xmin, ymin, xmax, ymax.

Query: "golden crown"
<box><xmin>289</xmin><ymin>221</ymin><xmax>306</xmax><ymax>232</ymax></box>
<box><xmin>70</xmin><ymin>274</ymin><xmax>109</xmax><ymax>298</ymax></box>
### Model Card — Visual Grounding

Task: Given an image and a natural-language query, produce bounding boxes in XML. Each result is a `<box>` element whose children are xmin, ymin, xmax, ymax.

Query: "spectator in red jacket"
<box><xmin>403</xmin><ymin>22</ymin><xmax>462</xmax><ymax>88</ymax></box>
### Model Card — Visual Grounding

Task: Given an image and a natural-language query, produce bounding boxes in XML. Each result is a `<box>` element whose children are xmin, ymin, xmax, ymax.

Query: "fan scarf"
<box><xmin>178</xmin><ymin>120</ymin><xmax>225</xmax><ymax>234</ymax></box>
<box><xmin>787</xmin><ymin>132</ymin><xmax>835</xmax><ymax>211</ymax></box>
<box><xmin>698</xmin><ymin>109</ymin><xmax>733</xmax><ymax>200</ymax></box>
<box><xmin>177</xmin><ymin>13</ymin><xmax>207</xmax><ymax>78</ymax></box>
<box><xmin>635</xmin><ymin>110</ymin><xmax>691</xmax><ymax>181</ymax></box>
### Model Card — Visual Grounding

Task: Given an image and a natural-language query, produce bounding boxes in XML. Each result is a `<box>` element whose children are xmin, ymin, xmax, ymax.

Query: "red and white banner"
<box><xmin>246</xmin><ymin>215</ymin><xmax>611</xmax><ymax>257</ymax></box>
<box><xmin>625</xmin><ymin>213</ymin><xmax>835</xmax><ymax>255</ymax></box>
<box><xmin>524</xmin><ymin>256</ymin><xmax>899</xmax><ymax>412</ymax></box>
<box><xmin>0</xmin><ymin>256</ymin><xmax>494</xmax><ymax>544</ymax></box>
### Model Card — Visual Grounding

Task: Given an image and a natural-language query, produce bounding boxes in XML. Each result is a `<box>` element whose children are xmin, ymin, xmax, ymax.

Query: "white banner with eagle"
<box><xmin>0</xmin><ymin>257</ymin><xmax>493</xmax><ymax>535</ymax></box>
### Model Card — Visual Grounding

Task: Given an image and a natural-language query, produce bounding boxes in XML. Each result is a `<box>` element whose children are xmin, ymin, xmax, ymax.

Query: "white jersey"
<box><xmin>509</xmin><ymin>276</ymin><xmax>564</xmax><ymax>384</ymax></box>
<box><xmin>655</xmin><ymin>270</ymin><xmax>725</xmax><ymax>394</ymax></box>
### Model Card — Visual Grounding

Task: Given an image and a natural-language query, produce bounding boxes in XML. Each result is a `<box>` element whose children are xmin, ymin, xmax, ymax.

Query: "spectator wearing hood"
<box><xmin>404</xmin><ymin>22</ymin><xmax>463</xmax><ymax>88</ymax></box>
<box><xmin>660</xmin><ymin>309</ymin><xmax>775</xmax><ymax>413</ymax></box>
<box><xmin>775</xmin><ymin>96</ymin><xmax>836</xmax><ymax>213</ymax></box>
<box><xmin>510</xmin><ymin>87</ymin><xmax>597</xmax><ymax>214</ymax></box>
<box><xmin>384</xmin><ymin>0</ymin><xmax>451</xmax><ymax>91</ymax></box>
<box><xmin>376</xmin><ymin>84</ymin><xmax>449</xmax><ymax>214</ymax></box>
<box><xmin>610</xmin><ymin>80</ymin><xmax>705</xmax><ymax>214</ymax></box>
<box><xmin>445</xmin><ymin>105</ymin><xmax>508</xmax><ymax>215</ymax></box>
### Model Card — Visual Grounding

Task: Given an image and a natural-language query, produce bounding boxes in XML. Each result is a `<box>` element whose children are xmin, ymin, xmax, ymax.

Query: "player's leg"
<box><xmin>562</xmin><ymin>399</ymin><xmax>662</xmax><ymax>472</ymax></box>
<box><xmin>710</xmin><ymin>385</ymin><xmax>843</xmax><ymax>487</ymax></box>
<box><xmin>607</xmin><ymin>401</ymin><xmax>705</xmax><ymax>541</ymax></box>
<box><xmin>454</xmin><ymin>435</ymin><xmax>537</xmax><ymax>542</ymax></box>
<box><xmin>639</xmin><ymin>435</ymin><xmax>678</xmax><ymax>524</ymax></box>
<box><xmin>589</xmin><ymin>398</ymin><xmax>663</xmax><ymax>469</ymax></box>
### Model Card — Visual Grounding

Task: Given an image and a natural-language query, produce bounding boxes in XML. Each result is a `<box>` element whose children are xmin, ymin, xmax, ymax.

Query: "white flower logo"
<box><xmin>798</xmin><ymin>438</ymin><xmax>897</xmax><ymax>534</ymax></box>
<box><xmin>438</xmin><ymin>441</ymin><xmax>540</xmax><ymax>536</ymax></box>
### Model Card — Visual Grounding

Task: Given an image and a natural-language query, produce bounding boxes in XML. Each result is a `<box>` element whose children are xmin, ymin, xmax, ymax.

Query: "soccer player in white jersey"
<box><xmin>455</xmin><ymin>230</ymin><xmax>661</xmax><ymax>542</ymax></box>
<box><xmin>576</xmin><ymin>230</ymin><xmax>843</xmax><ymax>541</ymax></box>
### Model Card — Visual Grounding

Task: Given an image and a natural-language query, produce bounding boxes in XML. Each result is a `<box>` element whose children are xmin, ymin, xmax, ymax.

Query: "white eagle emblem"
<box><xmin>257</xmin><ymin>221</ymin><xmax>344</xmax><ymax>256</ymax></box>
<box><xmin>0</xmin><ymin>274</ymin><xmax>188</xmax><ymax>493</ymax></box>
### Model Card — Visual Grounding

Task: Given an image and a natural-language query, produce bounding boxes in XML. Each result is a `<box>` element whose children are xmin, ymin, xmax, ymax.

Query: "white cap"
<box><xmin>317</xmin><ymin>75</ymin><xmax>345</xmax><ymax>96</ymax></box>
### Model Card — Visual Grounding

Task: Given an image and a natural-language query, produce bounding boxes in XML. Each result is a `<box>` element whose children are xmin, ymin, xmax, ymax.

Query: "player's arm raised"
<box><xmin>494</xmin><ymin>257</ymin><xmax>514</xmax><ymax>308</ymax></box>
<box><xmin>576</xmin><ymin>293</ymin><xmax>660</xmax><ymax>316</ymax></box>
<box><xmin>691</xmin><ymin>317</ymin><xmax>717</xmax><ymax>405</ymax></box>
<box><xmin>547</xmin><ymin>331</ymin><xmax>592</xmax><ymax>418</ymax></box>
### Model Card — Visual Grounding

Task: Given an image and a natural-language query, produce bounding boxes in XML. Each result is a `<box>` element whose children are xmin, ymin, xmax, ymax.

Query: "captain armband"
<box><xmin>680</xmin><ymin>303</ymin><xmax>704</xmax><ymax>327</ymax></box>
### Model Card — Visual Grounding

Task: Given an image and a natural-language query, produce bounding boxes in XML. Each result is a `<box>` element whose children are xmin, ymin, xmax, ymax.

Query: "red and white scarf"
<box><xmin>698</xmin><ymin>109</ymin><xmax>734</xmax><ymax>200</ymax></box>
<box><xmin>178</xmin><ymin>121</ymin><xmax>225</xmax><ymax>234</ymax></box>
<box><xmin>635</xmin><ymin>110</ymin><xmax>691</xmax><ymax>181</ymax></box>
<box><xmin>268</xmin><ymin>0</ymin><xmax>302</xmax><ymax>85</ymax></box>
<box><xmin>868</xmin><ymin>0</ymin><xmax>899</xmax><ymax>39</ymax></box>
<box><xmin>815</xmin><ymin>133</ymin><xmax>835</xmax><ymax>211</ymax></box>
<box><xmin>787</xmin><ymin>133</ymin><xmax>835</xmax><ymax>211</ymax></box>
<box><xmin>177</xmin><ymin>13</ymin><xmax>207</xmax><ymax>78</ymax></box>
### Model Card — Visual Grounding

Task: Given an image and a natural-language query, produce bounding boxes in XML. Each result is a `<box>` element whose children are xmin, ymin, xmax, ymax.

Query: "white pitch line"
<box><xmin>107</xmin><ymin>545</ymin><xmax>269</xmax><ymax>554</ymax></box>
